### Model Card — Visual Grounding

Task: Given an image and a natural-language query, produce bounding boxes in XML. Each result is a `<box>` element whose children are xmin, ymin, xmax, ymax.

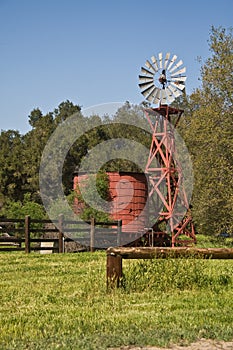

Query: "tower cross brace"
<box><xmin>145</xmin><ymin>105</ymin><xmax>196</xmax><ymax>247</ymax></box>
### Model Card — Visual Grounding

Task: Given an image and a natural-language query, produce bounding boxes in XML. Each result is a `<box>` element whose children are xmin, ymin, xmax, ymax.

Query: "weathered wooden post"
<box><xmin>58</xmin><ymin>214</ymin><xmax>64</xmax><ymax>253</ymax></box>
<box><xmin>117</xmin><ymin>219</ymin><xmax>122</xmax><ymax>246</ymax></box>
<box><xmin>106</xmin><ymin>247</ymin><xmax>233</xmax><ymax>289</ymax></box>
<box><xmin>106</xmin><ymin>252</ymin><xmax>122</xmax><ymax>288</ymax></box>
<box><xmin>25</xmin><ymin>215</ymin><xmax>31</xmax><ymax>253</ymax></box>
<box><xmin>90</xmin><ymin>217</ymin><xmax>95</xmax><ymax>252</ymax></box>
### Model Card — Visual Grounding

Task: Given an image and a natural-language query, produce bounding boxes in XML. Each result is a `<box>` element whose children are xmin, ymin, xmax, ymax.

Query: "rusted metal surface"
<box><xmin>108</xmin><ymin>172</ymin><xmax>148</xmax><ymax>233</ymax></box>
<box><xmin>144</xmin><ymin>106</ymin><xmax>196</xmax><ymax>247</ymax></box>
<box><xmin>73</xmin><ymin>171</ymin><xmax>148</xmax><ymax>234</ymax></box>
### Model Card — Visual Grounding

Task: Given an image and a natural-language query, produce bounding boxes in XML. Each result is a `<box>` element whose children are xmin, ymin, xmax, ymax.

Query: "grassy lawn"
<box><xmin>0</xmin><ymin>237</ymin><xmax>233</xmax><ymax>349</ymax></box>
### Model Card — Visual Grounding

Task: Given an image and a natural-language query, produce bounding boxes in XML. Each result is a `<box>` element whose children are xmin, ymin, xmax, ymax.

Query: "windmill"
<box><xmin>139</xmin><ymin>52</ymin><xmax>196</xmax><ymax>247</ymax></box>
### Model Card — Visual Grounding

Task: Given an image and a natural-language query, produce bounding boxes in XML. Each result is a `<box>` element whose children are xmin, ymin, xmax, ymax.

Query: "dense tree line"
<box><xmin>0</xmin><ymin>26</ymin><xmax>232</xmax><ymax>235</ymax></box>
<box><xmin>178</xmin><ymin>26</ymin><xmax>233</xmax><ymax>235</ymax></box>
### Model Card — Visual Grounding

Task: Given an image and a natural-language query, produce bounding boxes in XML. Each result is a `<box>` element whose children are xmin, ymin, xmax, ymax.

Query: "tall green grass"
<box><xmin>0</xmin><ymin>250</ymin><xmax>232</xmax><ymax>349</ymax></box>
<box><xmin>123</xmin><ymin>254</ymin><xmax>232</xmax><ymax>292</ymax></box>
<box><xmin>196</xmin><ymin>234</ymin><xmax>233</xmax><ymax>248</ymax></box>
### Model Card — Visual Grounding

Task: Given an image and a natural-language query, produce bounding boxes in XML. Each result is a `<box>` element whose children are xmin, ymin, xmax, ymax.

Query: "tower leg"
<box><xmin>144</xmin><ymin>105</ymin><xmax>196</xmax><ymax>247</ymax></box>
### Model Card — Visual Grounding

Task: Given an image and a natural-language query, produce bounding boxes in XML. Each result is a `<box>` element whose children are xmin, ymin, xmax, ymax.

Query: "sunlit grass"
<box><xmin>0</xmin><ymin>249</ymin><xmax>233</xmax><ymax>349</ymax></box>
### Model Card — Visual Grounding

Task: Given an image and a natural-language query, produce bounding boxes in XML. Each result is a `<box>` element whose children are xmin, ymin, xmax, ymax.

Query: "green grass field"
<box><xmin>0</xmin><ymin>236</ymin><xmax>233</xmax><ymax>349</ymax></box>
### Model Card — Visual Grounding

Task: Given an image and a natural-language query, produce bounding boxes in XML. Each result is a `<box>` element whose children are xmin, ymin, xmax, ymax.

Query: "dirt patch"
<box><xmin>108</xmin><ymin>339</ymin><xmax>233</xmax><ymax>350</ymax></box>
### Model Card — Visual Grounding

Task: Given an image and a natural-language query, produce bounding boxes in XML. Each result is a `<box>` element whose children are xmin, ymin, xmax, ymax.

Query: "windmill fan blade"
<box><xmin>153</xmin><ymin>96</ymin><xmax>161</xmax><ymax>104</ymax></box>
<box><xmin>158</xmin><ymin>52</ymin><xmax>163</xmax><ymax>69</ymax></box>
<box><xmin>139</xmin><ymin>81</ymin><xmax>154</xmax><ymax>90</ymax></box>
<box><xmin>170</xmin><ymin>67</ymin><xmax>186</xmax><ymax>76</ymax></box>
<box><xmin>171</xmin><ymin>82</ymin><xmax>185</xmax><ymax>91</ymax></box>
<box><xmin>141</xmin><ymin>84</ymin><xmax>157</xmax><ymax>97</ymax></box>
<box><xmin>152</xmin><ymin>88</ymin><xmax>161</xmax><ymax>104</ymax></box>
<box><xmin>151</xmin><ymin>55</ymin><xmax>158</xmax><ymax>71</ymax></box>
<box><xmin>145</xmin><ymin>60</ymin><xmax>157</xmax><ymax>73</ymax></box>
<box><xmin>139</xmin><ymin>52</ymin><xmax>186</xmax><ymax>105</ymax></box>
<box><xmin>146</xmin><ymin>86</ymin><xmax>159</xmax><ymax>102</ymax></box>
<box><xmin>171</xmin><ymin>76</ymin><xmax>187</xmax><ymax>82</ymax></box>
<box><xmin>139</xmin><ymin>75</ymin><xmax>154</xmax><ymax>83</ymax></box>
<box><xmin>166</xmin><ymin>88</ymin><xmax>175</xmax><ymax>104</ymax></box>
<box><xmin>161</xmin><ymin>89</ymin><xmax>167</xmax><ymax>104</ymax></box>
<box><xmin>166</xmin><ymin>54</ymin><xmax>177</xmax><ymax>71</ymax></box>
<box><xmin>164</xmin><ymin>52</ymin><xmax>170</xmax><ymax>69</ymax></box>
<box><xmin>169</xmin><ymin>60</ymin><xmax>183</xmax><ymax>73</ymax></box>
<box><xmin>141</xmin><ymin>66</ymin><xmax>154</xmax><ymax>76</ymax></box>
<box><xmin>167</xmin><ymin>84</ymin><xmax>182</xmax><ymax>98</ymax></box>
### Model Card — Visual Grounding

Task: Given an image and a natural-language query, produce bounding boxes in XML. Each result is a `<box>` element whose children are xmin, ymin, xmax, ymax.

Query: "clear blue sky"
<box><xmin>0</xmin><ymin>0</ymin><xmax>232</xmax><ymax>134</ymax></box>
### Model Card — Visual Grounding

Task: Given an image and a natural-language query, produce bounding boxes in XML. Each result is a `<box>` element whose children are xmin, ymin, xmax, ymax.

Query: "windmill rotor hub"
<box><xmin>139</xmin><ymin>52</ymin><xmax>187</xmax><ymax>105</ymax></box>
<box><xmin>158</xmin><ymin>69</ymin><xmax>167</xmax><ymax>88</ymax></box>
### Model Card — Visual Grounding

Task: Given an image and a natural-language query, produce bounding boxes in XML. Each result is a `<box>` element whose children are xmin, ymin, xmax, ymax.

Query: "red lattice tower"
<box><xmin>139</xmin><ymin>52</ymin><xmax>196</xmax><ymax>246</ymax></box>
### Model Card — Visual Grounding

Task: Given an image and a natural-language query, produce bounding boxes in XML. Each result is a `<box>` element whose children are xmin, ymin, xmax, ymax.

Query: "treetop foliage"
<box><xmin>178</xmin><ymin>26</ymin><xmax>233</xmax><ymax>235</ymax></box>
<box><xmin>0</xmin><ymin>26</ymin><xmax>232</xmax><ymax>236</ymax></box>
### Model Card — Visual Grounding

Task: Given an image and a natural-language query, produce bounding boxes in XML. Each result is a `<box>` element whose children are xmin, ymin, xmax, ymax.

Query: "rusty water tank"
<box><xmin>73</xmin><ymin>170</ymin><xmax>148</xmax><ymax>233</ymax></box>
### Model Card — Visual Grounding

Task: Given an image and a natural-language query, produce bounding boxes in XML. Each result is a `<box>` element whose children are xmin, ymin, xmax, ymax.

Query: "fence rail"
<box><xmin>0</xmin><ymin>215</ymin><xmax>122</xmax><ymax>253</ymax></box>
<box><xmin>106</xmin><ymin>246</ymin><xmax>233</xmax><ymax>288</ymax></box>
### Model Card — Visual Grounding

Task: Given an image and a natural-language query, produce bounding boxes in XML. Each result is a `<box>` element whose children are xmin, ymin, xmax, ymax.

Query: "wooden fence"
<box><xmin>106</xmin><ymin>246</ymin><xmax>233</xmax><ymax>288</ymax></box>
<box><xmin>0</xmin><ymin>215</ymin><xmax>122</xmax><ymax>253</ymax></box>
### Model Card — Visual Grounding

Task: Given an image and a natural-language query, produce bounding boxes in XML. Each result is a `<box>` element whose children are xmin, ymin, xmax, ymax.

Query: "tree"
<box><xmin>23</xmin><ymin>111</ymin><xmax>55</xmax><ymax>201</ymax></box>
<box><xmin>179</xmin><ymin>26</ymin><xmax>233</xmax><ymax>235</ymax></box>
<box><xmin>73</xmin><ymin>171</ymin><xmax>111</xmax><ymax>222</ymax></box>
<box><xmin>0</xmin><ymin>130</ymin><xmax>26</xmax><ymax>203</ymax></box>
<box><xmin>100</xmin><ymin>102</ymin><xmax>150</xmax><ymax>172</ymax></box>
<box><xmin>1</xmin><ymin>193</ymin><xmax>46</xmax><ymax>237</ymax></box>
<box><xmin>24</xmin><ymin>100</ymin><xmax>82</xmax><ymax>201</ymax></box>
<box><xmin>54</xmin><ymin>100</ymin><xmax>81</xmax><ymax>125</ymax></box>
<box><xmin>28</xmin><ymin>108</ymin><xmax>43</xmax><ymax>127</ymax></box>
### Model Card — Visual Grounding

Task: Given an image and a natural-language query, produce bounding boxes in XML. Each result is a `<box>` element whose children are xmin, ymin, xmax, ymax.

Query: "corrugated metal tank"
<box><xmin>73</xmin><ymin>171</ymin><xmax>148</xmax><ymax>233</ymax></box>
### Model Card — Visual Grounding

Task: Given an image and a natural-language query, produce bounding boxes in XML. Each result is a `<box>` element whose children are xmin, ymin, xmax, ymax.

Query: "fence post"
<box><xmin>58</xmin><ymin>214</ymin><xmax>64</xmax><ymax>253</ymax></box>
<box><xmin>25</xmin><ymin>215</ymin><xmax>31</xmax><ymax>253</ymax></box>
<box><xmin>90</xmin><ymin>217</ymin><xmax>95</xmax><ymax>252</ymax></box>
<box><xmin>106</xmin><ymin>253</ymin><xmax>122</xmax><ymax>288</ymax></box>
<box><xmin>117</xmin><ymin>219</ymin><xmax>122</xmax><ymax>246</ymax></box>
